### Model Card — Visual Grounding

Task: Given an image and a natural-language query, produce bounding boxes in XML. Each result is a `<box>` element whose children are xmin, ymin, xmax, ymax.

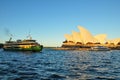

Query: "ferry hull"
<box><xmin>3</xmin><ymin>45</ymin><xmax>43</xmax><ymax>52</ymax></box>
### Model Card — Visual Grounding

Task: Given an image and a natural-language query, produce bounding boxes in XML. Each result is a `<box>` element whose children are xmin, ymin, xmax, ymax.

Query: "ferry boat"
<box><xmin>3</xmin><ymin>37</ymin><xmax>43</xmax><ymax>52</ymax></box>
<box><xmin>90</xmin><ymin>46</ymin><xmax>110</xmax><ymax>51</ymax></box>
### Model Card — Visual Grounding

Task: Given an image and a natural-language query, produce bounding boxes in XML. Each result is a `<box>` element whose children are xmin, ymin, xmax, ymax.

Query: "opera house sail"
<box><xmin>78</xmin><ymin>26</ymin><xmax>98</xmax><ymax>44</ymax></box>
<box><xmin>62</xmin><ymin>25</ymin><xmax>120</xmax><ymax>50</ymax></box>
<box><xmin>64</xmin><ymin>34</ymin><xmax>74</xmax><ymax>43</ymax></box>
<box><xmin>94</xmin><ymin>34</ymin><xmax>107</xmax><ymax>44</ymax></box>
<box><xmin>72</xmin><ymin>31</ymin><xmax>82</xmax><ymax>44</ymax></box>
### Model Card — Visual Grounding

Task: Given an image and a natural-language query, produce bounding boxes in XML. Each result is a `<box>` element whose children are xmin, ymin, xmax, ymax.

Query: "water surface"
<box><xmin>0</xmin><ymin>48</ymin><xmax>120</xmax><ymax>80</ymax></box>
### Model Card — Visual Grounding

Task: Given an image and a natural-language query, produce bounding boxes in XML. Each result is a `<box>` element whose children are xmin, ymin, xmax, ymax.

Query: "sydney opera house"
<box><xmin>61</xmin><ymin>26</ymin><xmax>120</xmax><ymax>50</ymax></box>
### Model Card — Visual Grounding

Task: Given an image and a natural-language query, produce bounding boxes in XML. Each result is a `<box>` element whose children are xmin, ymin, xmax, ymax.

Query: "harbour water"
<box><xmin>0</xmin><ymin>48</ymin><xmax>120</xmax><ymax>80</ymax></box>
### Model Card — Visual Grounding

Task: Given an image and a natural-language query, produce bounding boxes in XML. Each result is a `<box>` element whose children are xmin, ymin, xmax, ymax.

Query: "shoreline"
<box><xmin>53</xmin><ymin>47</ymin><xmax>91</xmax><ymax>51</ymax></box>
<box><xmin>53</xmin><ymin>45</ymin><xmax>120</xmax><ymax>51</ymax></box>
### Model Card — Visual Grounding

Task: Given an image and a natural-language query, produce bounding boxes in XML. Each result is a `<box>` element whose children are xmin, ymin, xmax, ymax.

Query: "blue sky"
<box><xmin>0</xmin><ymin>0</ymin><xmax>120</xmax><ymax>47</ymax></box>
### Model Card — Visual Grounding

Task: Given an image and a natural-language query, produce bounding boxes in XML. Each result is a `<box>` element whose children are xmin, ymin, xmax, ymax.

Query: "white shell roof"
<box><xmin>64</xmin><ymin>25</ymin><xmax>120</xmax><ymax>45</ymax></box>
<box><xmin>78</xmin><ymin>26</ymin><xmax>98</xmax><ymax>44</ymax></box>
<box><xmin>94</xmin><ymin>34</ymin><xmax>107</xmax><ymax>44</ymax></box>
<box><xmin>72</xmin><ymin>31</ymin><xmax>82</xmax><ymax>43</ymax></box>
<box><xmin>64</xmin><ymin>34</ymin><xmax>74</xmax><ymax>42</ymax></box>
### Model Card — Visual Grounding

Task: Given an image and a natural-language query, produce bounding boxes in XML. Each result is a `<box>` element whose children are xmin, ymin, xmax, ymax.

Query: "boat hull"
<box><xmin>90</xmin><ymin>46</ymin><xmax>110</xmax><ymax>51</ymax></box>
<box><xmin>3</xmin><ymin>45</ymin><xmax>43</xmax><ymax>52</ymax></box>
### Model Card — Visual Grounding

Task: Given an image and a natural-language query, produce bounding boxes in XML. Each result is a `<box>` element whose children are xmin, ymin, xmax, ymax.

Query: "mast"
<box><xmin>27</xmin><ymin>30</ymin><xmax>32</xmax><ymax>40</ymax></box>
<box><xmin>9</xmin><ymin>34</ymin><xmax>13</xmax><ymax>42</ymax></box>
<box><xmin>9</xmin><ymin>37</ymin><xmax>12</xmax><ymax>42</ymax></box>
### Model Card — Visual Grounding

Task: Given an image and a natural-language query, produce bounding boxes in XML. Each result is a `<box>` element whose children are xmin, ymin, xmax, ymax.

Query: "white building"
<box><xmin>64</xmin><ymin>25</ymin><xmax>120</xmax><ymax>45</ymax></box>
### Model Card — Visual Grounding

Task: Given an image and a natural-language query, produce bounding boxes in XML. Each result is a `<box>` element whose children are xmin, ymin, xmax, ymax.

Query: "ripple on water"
<box><xmin>0</xmin><ymin>49</ymin><xmax>120</xmax><ymax>79</ymax></box>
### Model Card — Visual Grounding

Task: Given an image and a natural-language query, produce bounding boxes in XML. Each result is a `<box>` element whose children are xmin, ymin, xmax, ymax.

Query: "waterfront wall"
<box><xmin>61</xmin><ymin>43</ymin><xmax>120</xmax><ymax>50</ymax></box>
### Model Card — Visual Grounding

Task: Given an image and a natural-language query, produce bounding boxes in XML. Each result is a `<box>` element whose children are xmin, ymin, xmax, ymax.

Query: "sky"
<box><xmin>0</xmin><ymin>0</ymin><xmax>120</xmax><ymax>47</ymax></box>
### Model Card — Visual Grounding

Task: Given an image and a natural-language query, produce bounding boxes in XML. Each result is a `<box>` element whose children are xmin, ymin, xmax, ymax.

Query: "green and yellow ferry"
<box><xmin>3</xmin><ymin>37</ymin><xmax>43</xmax><ymax>52</ymax></box>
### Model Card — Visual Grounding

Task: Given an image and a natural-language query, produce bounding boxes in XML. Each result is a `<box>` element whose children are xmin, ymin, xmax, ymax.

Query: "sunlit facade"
<box><xmin>63</xmin><ymin>26</ymin><xmax>120</xmax><ymax>45</ymax></box>
<box><xmin>64</xmin><ymin>34</ymin><xmax>74</xmax><ymax>42</ymax></box>
<box><xmin>78</xmin><ymin>26</ymin><xmax>98</xmax><ymax>44</ymax></box>
<box><xmin>94</xmin><ymin>34</ymin><xmax>107</xmax><ymax>44</ymax></box>
<box><xmin>72</xmin><ymin>31</ymin><xmax>82</xmax><ymax>43</ymax></box>
<box><xmin>106</xmin><ymin>38</ymin><xmax>120</xmax><ymax>45</ymax></box>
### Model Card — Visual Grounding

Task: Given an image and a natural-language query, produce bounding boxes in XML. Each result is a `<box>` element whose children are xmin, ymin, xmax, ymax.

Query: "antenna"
<box><xmin>27</xmin><ymin>30</ymin><xmax>32</xmax><ymax>40</ymax></box>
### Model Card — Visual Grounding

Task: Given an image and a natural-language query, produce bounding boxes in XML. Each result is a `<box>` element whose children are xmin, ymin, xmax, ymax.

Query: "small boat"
<box><xmin>90</xmin><ymin>46</ymin><xmax>110</xmax><ymax>51</ymax></box>
<box><xmin>3</xmin><ymin>36</ymin><xmax>43</xmax><ymax>52</ymax></box>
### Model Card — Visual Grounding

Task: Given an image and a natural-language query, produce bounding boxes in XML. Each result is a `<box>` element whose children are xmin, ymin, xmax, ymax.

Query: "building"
<box><xmin>62</xmin><ymin>25</ymin><xmax>120</xmax><ymax>48</ymax></box>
